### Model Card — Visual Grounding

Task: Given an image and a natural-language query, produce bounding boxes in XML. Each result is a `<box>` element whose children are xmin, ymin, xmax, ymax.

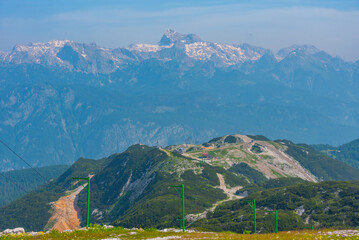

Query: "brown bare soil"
<box><xmin>47</xmin><ymin>185</ymin><xmax>84</xmax><ymax>232</ymax></box>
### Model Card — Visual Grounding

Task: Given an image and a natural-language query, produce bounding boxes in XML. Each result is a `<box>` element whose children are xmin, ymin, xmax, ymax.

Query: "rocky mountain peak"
<box><xmin>159</xmin><ymin>29</ymin><xmax>202</xmax><ymax>46</ymax></box>
<box><xmin>277</xmin><ymin>44</ymin><xmax>320</xmax><ymax>59</ymax></box>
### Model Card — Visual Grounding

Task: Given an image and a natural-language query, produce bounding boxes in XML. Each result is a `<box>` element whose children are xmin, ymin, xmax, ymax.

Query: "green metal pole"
<box><xmin>245</xmin><ymin>199</ymin><xmax>256</xmax><ymax>234</ymax></box>
<box><xmin>194</xmin><ymin>197</ymin><xmax>197</xmax><ymax>214</ymax></box>
<box><xmin>72</xmin><ymin>177</ymin><xmax>91</xmax><ymax>229</ymax></box>
<box><xmin>275</xmin><ymin>210</ymin><xmax>278</xmax><ymax>233</ymax></box>
<box><xmin>182</xmin><ymin>184</ymin><xmax>185</xmax><ymax>232</ymax></box>
<box><xmin>87</xmin><ymin>176</ymin><xmax>90</xmax><ymax>229</ymax></box>
<box><xmin>170</xmin><ymin>184</ymin><xmax>185</xmax><ymax>232</ymax></box>
<box><xmin>254</xmin><ymin>199</ymin><xmax>256</xmax><ymax>234</ymax></box>
<box><xmin>177</xmin><ymin>219</ymin><xmax>182</xmax><ymax>229</ymax></box>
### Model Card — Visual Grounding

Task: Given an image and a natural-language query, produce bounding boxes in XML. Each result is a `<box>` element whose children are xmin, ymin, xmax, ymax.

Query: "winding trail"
<box><xmin>186</xmin><ymin>173</ymin><xmax>244</xmax><ymax>223</ymax></box>
<box><xmin>206</xmin><ymin>173</ymin><xmax>243</xmax><ymax>212</ymax></box>
<box><xmin>216</xmin><ymin>173</ymin><xmax>243</xmax><ymax>200</ymax></box>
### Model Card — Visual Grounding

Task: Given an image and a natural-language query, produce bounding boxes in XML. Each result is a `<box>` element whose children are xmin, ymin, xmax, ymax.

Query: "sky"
<box><xmin>0</xmin><ymin>0</ymin><xmax>359</xmax><ymax>61</ymax></box>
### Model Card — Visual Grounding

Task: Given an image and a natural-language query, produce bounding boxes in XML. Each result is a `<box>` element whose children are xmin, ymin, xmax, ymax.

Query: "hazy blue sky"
<box><xmin>0</xmin><ymin>0</ymin><xmax>358</xmax><ymax>61</ymax></box>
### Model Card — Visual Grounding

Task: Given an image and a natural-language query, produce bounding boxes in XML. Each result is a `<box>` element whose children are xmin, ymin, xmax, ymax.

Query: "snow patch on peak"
<box><xmin>48</xmin><ymin>40</ymin><xmax>72</xmax><ymax>48</ymax></box>
<box><xmin>185</xmin><ymin>42</ymin><xmax>261</xmax><ymax>65</ymax></box>
<box><xmin>5</xmin><ymin>40</ymin><xmax>79</xmax><ymax>66</ymax></box>
<box><xmin>185</xmin><ymin>42</ymin><xmax>213</xmax><ymax>60</ymax></box>
<box><xmin>13</xmin><ymin>40</ymin><xmax>72</xmax><ymax>52</ymax></box>
<box><xmin>128</xmin><ymin>43</ymin><xmax>173</xmax><ymax>53</ymax></box>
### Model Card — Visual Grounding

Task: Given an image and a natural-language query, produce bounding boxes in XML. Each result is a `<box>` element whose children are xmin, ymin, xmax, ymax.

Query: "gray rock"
<box><xmin>296</xmin><ymin>205</ymin><xmax>305</xmax><ymax>216</ymax></box>
<box><xmin>104</xmin><ymin>225</ymin><xmax>114</xmax><ymax>229</ymax></box>
<box><xmin>2</xmin><ymin>227</ymin><xmax>25</xmax><ymax>235</ymax></box>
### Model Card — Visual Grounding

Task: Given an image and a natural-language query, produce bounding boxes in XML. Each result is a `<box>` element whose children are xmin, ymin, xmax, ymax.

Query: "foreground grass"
<box><xmin>0</xmin><ymin>227</ymin><xmax>357</xmax><ymax>240</ymax></box>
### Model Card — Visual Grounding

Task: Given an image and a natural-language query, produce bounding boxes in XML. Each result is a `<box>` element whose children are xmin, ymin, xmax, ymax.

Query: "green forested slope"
<box><xmin>0</xmin><ymin>157</ymin><xmax>109</xmax><ymax>231</ymax></box>
<box><xmin>312</xmin><ymin>138</ymin><xmax>359</xmax><ymax>169</ymax></box>
<box><xmin>281</xmin><ymin>140</ymin><xmax>359</xmax><ymax>180</ymax></box>
<box><xmin>235</xmin><ymin>177</ymin><xmax>307</xmax><ymax>196</ymax></box>
<box><xmin>76</xmin><ymin>145</ymin><xmax>245</xmax><ymax>228</ymax></box>
<box><xmin>0</xmin><ymin>165</ymin><xmax>69</xmax><ymax>207</ymax></box>
<box><xmin>197</xmin><ymin>181</ymin><xmax>359</xmax><ymax>233</ymax></box>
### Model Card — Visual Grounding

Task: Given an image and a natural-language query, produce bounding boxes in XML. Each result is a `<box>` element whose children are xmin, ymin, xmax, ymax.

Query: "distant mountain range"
<box><xmin>1</xmin><ymin>30</ymin><xmax>359</xmax><ymax>171</ymax></box>
<box><xmin>0</xmin><ymin>29</ymin><xmax>270</xmax><ymax>73</ymax></box>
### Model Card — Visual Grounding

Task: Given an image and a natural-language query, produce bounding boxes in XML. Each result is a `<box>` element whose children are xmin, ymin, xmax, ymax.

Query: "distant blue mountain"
<box><xmin>1</xmin><ymin>30</ymin><xmax>359</xmax><ymax>171</ymax></box>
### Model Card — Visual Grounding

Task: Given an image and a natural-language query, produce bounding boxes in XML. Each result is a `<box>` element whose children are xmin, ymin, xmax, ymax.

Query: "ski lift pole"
<box><xmin>170</xmin><ymin>184</ymin><xmax>185</xmax><ymax>232</ymax></box>
<box><xmin>267</xmin><ymin>210</ymin><xmax>278</xmax><ymax>233</ymax></box>
<box><xmin>194</xmin><ymin>196</ymin><xmax>197</xmax><ymax>214</ymax></box>
<box><xmin>245</xmin><ymin>199</ymin><xmax>256</xmax><ymax>234</ymax></box>
<box><xmin>73</xmin><ymin>176</ymin><xmax>91</xmax><ymax>229</ymax></box>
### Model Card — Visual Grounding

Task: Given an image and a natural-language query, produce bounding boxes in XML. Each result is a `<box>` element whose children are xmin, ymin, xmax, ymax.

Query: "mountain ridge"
<box><xmin>1</xmin><ymin>134</ymin><xmax>359</xmax><ymax>232</ymax></box>
<box><xmin>1</xmin><ymin>30</ymin><xmax>352</xmax><ymax>74</ymax></box>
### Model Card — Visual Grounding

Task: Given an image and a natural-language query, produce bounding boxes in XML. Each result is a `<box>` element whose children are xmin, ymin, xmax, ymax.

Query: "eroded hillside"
<box><xmin>167</xmin><ymin>134</ymin><xmax>317</xmax><ymax>182</ymax></box>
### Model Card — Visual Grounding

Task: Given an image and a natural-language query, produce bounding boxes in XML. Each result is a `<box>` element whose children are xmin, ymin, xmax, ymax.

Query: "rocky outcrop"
<box><xmin>1</xmin><ymin>227</ymin><xmax>25</xmax><ymax>235</ymax></box>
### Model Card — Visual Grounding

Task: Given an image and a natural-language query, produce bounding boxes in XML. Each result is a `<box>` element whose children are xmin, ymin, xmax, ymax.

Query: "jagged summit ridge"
<box><xmin>159</xmin><ymin>29</ymin><xmax>202</xmax><ymax>46</ymax></box>
<box><xmin>0</xmin><ymin>30</ymin><xmax>270</xmax><ymax>71</ymax></box>
<box><xmin>0</xmin><ymin>31</ymin><xmax>336</xmax><ymax>73</ymax></box>
<box><xmin>2</xmin><ymin>40</ymin><xmax>131</xmax><ymax>73</ymax></box>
